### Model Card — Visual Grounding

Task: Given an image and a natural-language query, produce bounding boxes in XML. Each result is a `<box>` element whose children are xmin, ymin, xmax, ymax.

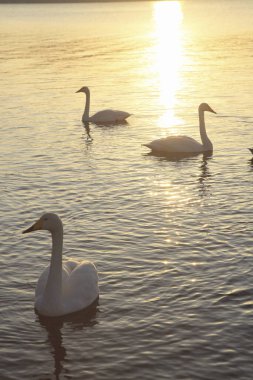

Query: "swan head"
<box><xmin>199</xmin><ymin>103</ymin><xmax>216</xmax><ymax>114</ymax></box>
<box><xmin>76</xmin><ymin>86</ymin><xmax>89</xmax><ymax>94</ymax></box>
<box><xmin>23</xmin><ymin>213</ymin><xmax>63</xmax><ymax>234</ymax></box>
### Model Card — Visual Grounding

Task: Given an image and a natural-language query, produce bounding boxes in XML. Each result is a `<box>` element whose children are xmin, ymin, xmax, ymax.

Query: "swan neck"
<box><xmin>83</xmin><ymin>90</ymin><xmax>90</xmax><ymax>121</ymax></box>
<box><xmin>43</xmin><ymin>227</ymin><xmax>63</xmax><ymax>314</ymax></box>
<box><xmin>199</xmin><ymin>109</ymin><xmax>212</xmax><ymax>150</ymax></box>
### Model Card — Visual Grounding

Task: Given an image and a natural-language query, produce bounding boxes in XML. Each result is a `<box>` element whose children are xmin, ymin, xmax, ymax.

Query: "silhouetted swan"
<box><xmin>76</xmin><ymin>86</ymin><xmax>131</xmax><ymax>124</ymax></box>
<box><xmin>23</xmin><ymin>213</ymin><xmax>99</xmax><ymax>317</ymax></box>
<box><xmin>144</xmin><ymin>103</ymin><xmax>216</xmax><ymax>155</ymax></box>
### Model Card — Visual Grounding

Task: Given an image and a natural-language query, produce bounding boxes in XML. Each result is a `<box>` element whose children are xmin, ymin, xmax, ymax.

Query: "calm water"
<box><xmin>1</xmin><ymin>1</ymin><xmax>253</xmax><ymax>379</ymax></box>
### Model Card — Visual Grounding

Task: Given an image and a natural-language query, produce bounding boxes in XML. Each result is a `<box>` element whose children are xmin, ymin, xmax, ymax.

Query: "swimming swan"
<box><xmin>144</xmin><ymin>103</ymin><xmax>216</xmax><ymax>155</ymax></box>
<box><xmin>23</xmin><ymin>213</ymin><xmax>99</xmax><ymax>317</ymax></box>
<box><xmin>76</xmin><ymin>86</ymin><xmax>131</xmax><ymax>124</ymax></box>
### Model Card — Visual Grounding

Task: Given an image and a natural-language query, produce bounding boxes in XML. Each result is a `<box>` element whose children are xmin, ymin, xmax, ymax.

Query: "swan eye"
<box><xmin>44</xmin><ymin>217</ymin><xmax>48</xmax><ymax>221</ymax></box>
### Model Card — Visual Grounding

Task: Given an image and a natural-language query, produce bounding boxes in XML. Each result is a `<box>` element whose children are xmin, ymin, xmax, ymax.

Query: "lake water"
<box><xmin>1</xmin><ymin>0</ymin><xmax>253</xmax><ymax>379</ymax></box>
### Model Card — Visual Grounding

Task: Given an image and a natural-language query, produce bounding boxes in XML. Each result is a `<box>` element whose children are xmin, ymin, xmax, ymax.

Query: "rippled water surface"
<box><xmin>1</xmin><ymin>1</ymin><xmax>253</xmax><ymax>379</ymax></box>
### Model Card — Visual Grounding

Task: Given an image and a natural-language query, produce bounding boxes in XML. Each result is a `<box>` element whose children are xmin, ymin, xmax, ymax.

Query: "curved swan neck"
<box><xmin>83</xmin><ymin>89</ymin><xmax>90</xmax><ymax>121</ymax></box>
<box><xmin>43</xmin><ymin>226</ymin><xmax>63</xmax><ymax>314</ymax></box>
<box><xmin>199</xmin><ymin>109</ymin><xmax>212</xmax><ymax>151</ymax></box>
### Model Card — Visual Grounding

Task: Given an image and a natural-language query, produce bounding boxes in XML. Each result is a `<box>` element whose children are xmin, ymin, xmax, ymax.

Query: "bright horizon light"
<box><xmin>152</xmin><ymin>1</ymin><xmax>184</xmax><ymax>129</ymax></box>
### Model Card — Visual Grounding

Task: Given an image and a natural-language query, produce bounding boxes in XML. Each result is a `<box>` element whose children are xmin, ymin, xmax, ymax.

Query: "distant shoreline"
<box><xmin>1</xmin><ymin>0</ymin><xmax>151</xmax><ymax>3</ymax></box>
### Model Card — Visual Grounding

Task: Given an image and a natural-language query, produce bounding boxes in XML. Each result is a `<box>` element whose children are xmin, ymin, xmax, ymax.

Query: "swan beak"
<box><xmin>210</xmin><ymin>107</ymin><xmax>216</xmax><ymax>114</ymax></box>
<box><xmin>23</xmin><ymin>219</ymin><xmax>42</xmax><ymax>234</ymax></box>
<box><xmin>76</xmin><ymin>88</ymin><xmax>82</xmax><ymax>93</ymax></box>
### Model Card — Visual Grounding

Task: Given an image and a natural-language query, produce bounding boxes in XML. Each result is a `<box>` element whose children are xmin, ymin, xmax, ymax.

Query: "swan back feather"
<box><xmin>144</xmin><ymin>136</ymin><xmax>204</xmax><ymax>153</ymax></box>
<box><xmin>89</xmin><ymin>109</ymin><xmax>131</xmax><ymax>124</ymax></box>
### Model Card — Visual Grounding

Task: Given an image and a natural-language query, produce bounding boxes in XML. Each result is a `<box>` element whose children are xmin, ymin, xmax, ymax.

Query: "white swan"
<box><xmin>144</xmin><ymin>103</ymin><xmax>216</xmax><ymax>155</ymax></box>
<box><xmin>23</xmin><ymin>213</ymin><xmax>99</xmax><ymax>317</ymax></box>
<box><xmin>76</xmin><ymin>86</ymin><xmax>131</xmax><ymax>124</ymax></box>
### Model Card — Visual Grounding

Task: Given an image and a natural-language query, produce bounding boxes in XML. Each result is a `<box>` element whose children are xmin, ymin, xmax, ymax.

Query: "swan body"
<box><xmin>76</xmin><ymin>86</ymin><xmax>131</xmax><ymax>124</ymax></box>
<box><xmin>23</xmin><ymin>213</ymin><xmax>99</xmax><ymax>317</ymax></box>
<box><xmin>144</xmin><ymin>103</ymin><xmax>216</xmax><ymax>154</ymax></box>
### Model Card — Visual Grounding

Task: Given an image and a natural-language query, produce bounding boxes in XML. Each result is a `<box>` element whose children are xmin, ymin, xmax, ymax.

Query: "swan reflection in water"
<box><xmin>36</xmin><ymin>300</ymin><xmax>98</xmax><ymax>380</ymax></box>
<box><xmin>247</xmin><ymin>148</ymin><xmax>253</xmax><ymax>169</ymax></box>
<box><xmin>82</xmin><ymin>119</ymin><xmax>130</xmax><ymax>145</ymax></box>
<box><xmin>145</xmin><ymin>150</ymin><xmax>213</xmax><ymax>197</ymax></box>
<box><xmin>198</xmin><ymin>153</ymin><xmax>212</xmax><ymax>198</ymax></box>
<box><xmin>83</xmin><ymin>122</ymin><xmax>93</xmax><ymax>142</ymax></box>
<box><xmin>248</xmin><ymin>158</ymin><xmax>253</xmax><ymax>170</ymax></box>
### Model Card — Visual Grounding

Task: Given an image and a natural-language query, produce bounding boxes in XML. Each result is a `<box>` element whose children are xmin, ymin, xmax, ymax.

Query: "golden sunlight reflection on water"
<box><xmin>2</xmin><ymin>1</ymin><xmax>253</xmax><ymax>378</ymax></box>
<box><xmin>152</xmin><ymin>1</ymin><xmax>184</xmax><ymax>132</ymax></box>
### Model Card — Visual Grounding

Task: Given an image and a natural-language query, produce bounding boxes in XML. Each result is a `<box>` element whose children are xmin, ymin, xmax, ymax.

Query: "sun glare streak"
<box><xmin>152</xmin><ymin>1</ymin><xmax>184</xmax><ymax>129</ymax></box>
